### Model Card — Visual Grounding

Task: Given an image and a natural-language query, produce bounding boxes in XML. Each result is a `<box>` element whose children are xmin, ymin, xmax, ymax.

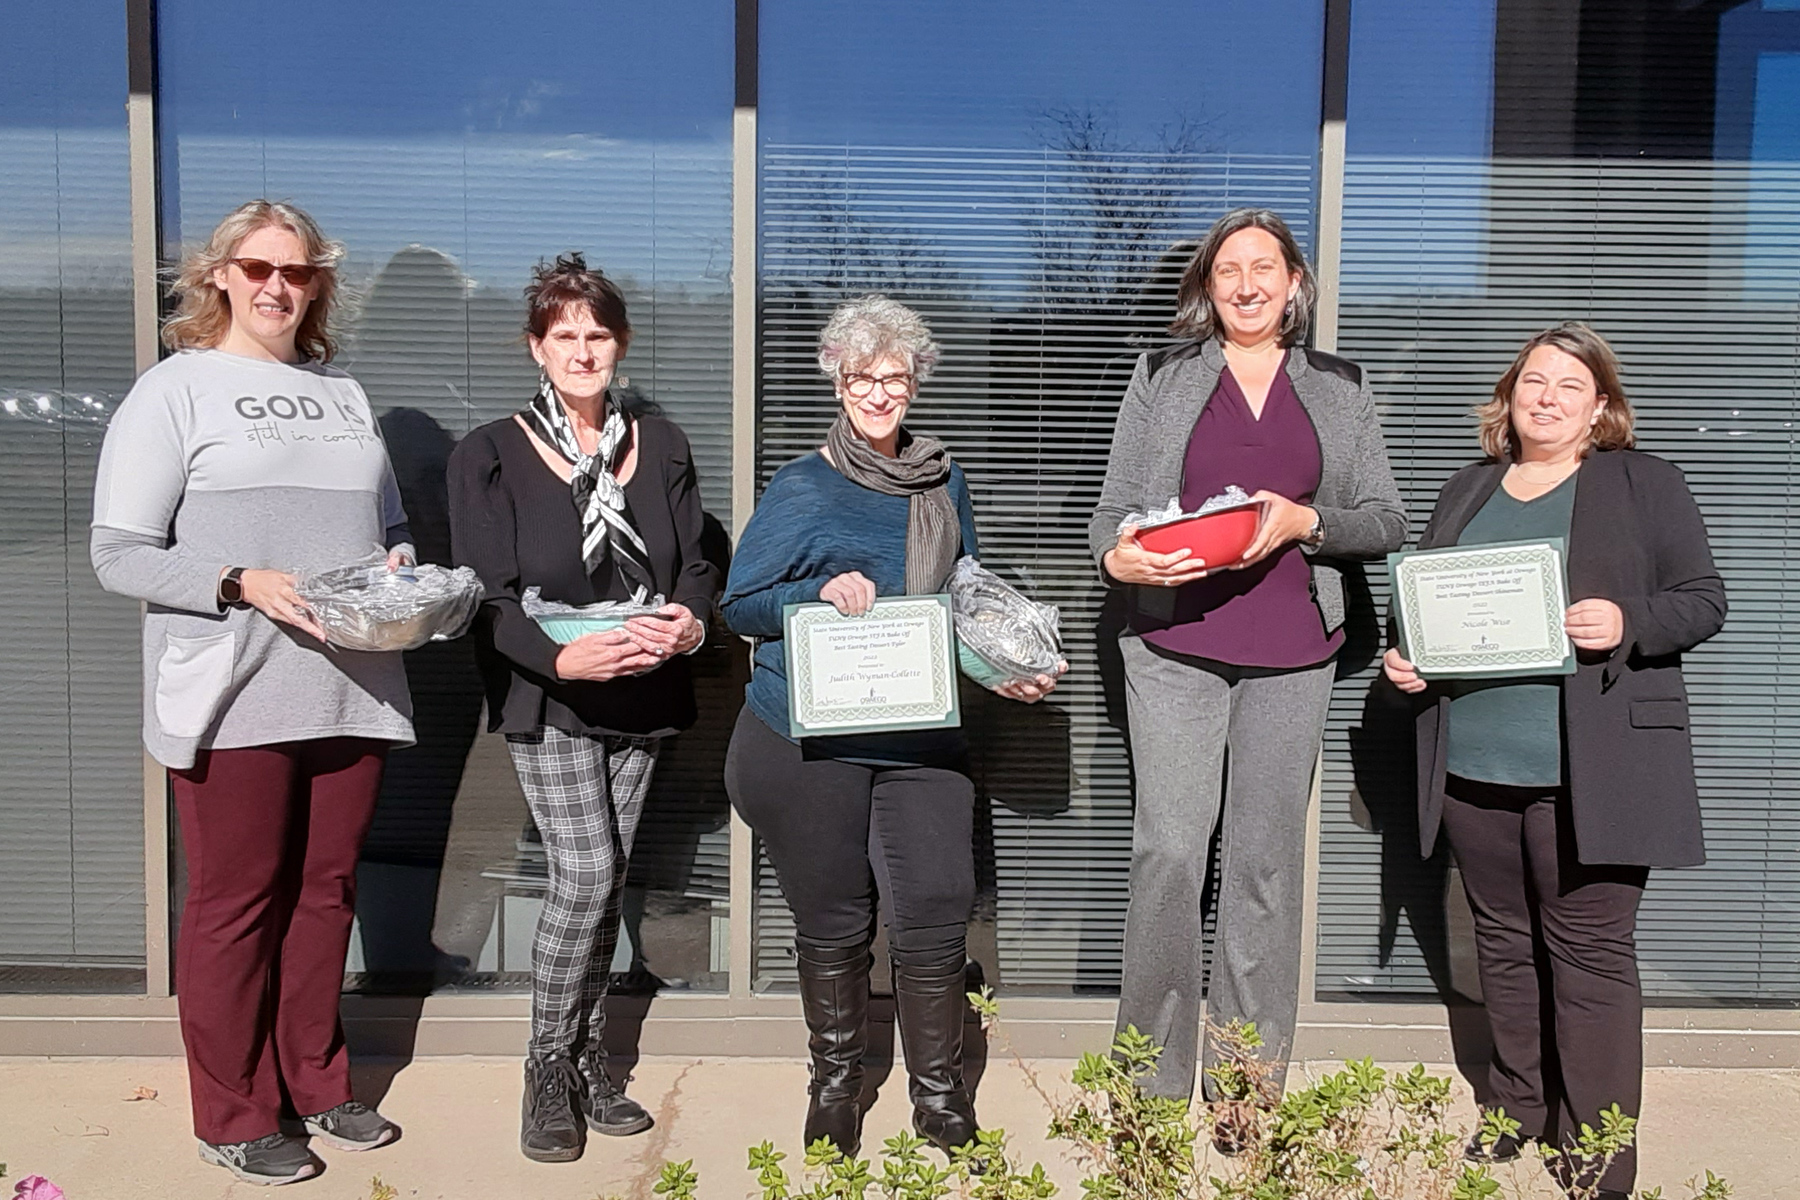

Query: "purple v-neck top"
<box><xmin>1140</xmin><ymin>358</ymin><xmax>1345</xmax><ymax>669</ymax></box>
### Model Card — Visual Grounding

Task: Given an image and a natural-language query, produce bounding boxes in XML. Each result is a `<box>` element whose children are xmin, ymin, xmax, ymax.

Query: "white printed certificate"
<box><xmin>1388</xmin><ymin>539</ymin><xmax>1577</xmax><ymax>678</ymax></box>
<box><xmin>783</xmin><ymin>595</ymin><xmax>962</xmax><ymax>737</ymax></box>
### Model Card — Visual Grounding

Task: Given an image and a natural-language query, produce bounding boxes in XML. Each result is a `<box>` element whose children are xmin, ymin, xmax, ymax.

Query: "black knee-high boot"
<box><xmin>891</xmin><ymin>956</ymin><xmax>979</xmax><ymax>1155</ymax></box>
<box><xmin>796</xmin><ymin>939</ymin><xmax>871</xmax><ymax>1156</ymax></box>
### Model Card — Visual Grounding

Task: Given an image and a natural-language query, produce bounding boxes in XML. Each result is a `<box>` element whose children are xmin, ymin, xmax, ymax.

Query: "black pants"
<box><xmin>724</xmin><ymin>707</ymin><xmax>975</xmax><ymax>968</ymax></box>
<box><xmin>1443</xmin><ymin>775</ymin><xmax>1649</xmax><ymax>1195</ymax></box>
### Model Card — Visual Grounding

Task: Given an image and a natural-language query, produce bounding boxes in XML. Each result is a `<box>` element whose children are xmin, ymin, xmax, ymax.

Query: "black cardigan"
<box><xmin>1409</xmin><ymin>449</ymin><xmax>1726</xmax><ymax>868</ymax></box>
<box><xmin>447</xmin><ymin>413</ymin><xmax>722</xmax><ymax>738</ymax></box>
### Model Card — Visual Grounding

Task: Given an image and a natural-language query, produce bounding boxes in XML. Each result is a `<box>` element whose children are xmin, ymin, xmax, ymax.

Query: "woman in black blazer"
<box><xmin>1384</xmin><ymin>324</ymin><xmax>1725</xmax><ymax>1200</ymax></box>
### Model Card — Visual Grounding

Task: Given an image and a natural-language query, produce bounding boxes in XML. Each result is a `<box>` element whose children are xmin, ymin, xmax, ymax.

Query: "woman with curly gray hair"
<box><xmin>722</xmin><ymin>295</ymin><xmax>1060</xmax><ymax>1160</ymax></box>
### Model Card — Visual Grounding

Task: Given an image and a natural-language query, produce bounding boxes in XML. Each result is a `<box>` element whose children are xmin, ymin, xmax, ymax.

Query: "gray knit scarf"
<box><xmin>825</xmin><ymin>412</ymin><xmax>959</xmax><ymax>595</ymax></box>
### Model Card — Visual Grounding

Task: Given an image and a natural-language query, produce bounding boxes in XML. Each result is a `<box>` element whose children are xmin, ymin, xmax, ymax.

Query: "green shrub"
<box><xmin>655</xmin><ymin>990</ymin><xmax>1729</xmax><ymax>1200</ymax></box>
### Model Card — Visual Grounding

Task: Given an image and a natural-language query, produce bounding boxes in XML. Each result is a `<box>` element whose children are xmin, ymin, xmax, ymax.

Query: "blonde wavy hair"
<box><xmin>161</xmin><ymin>200</ymin><xmax>346</xmax><ymax>362</ymax></box>
<box><xmin>1476</xmin><ymin>322</ymin><xmax>1636</xmax><ymax>460</ymax></box>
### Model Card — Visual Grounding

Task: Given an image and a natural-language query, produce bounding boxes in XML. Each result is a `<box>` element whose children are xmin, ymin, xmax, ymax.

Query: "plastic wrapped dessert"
<box><xmin>521</xmin><ymin>587</ymin><xmax>669</xmax><ymax>644</ymax></box>
<box><xmin>947</xmin><ymin>556</ymin><xmax>1063</xmax><ymax>688</ymax></box>
<box><xmin>1123</xmin><ymin>485</ymin><xmax>1266</xmax><ymax>564</ymax></box>
<box><xmin>295</xmin><ymin>561</ymin><xmax>482</xmax><ymax>652</ymax></box>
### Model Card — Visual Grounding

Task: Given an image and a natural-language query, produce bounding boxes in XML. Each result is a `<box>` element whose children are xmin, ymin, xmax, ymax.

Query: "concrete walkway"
<box><xmin>0</xmin><ymin>1054</ymin><xmax>1792</xmax><ymax>1199</ymax></box>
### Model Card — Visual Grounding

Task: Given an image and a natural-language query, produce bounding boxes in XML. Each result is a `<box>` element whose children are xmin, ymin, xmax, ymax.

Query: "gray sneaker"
<box><xmin>197</xmin><ymin>1132</ymin><xmax>321</xmax><ymax>1185</ymax></box>
<box><xmin>303</xmin><ymin>1101</ymin><xmax>399</xmax><ymax>1151</ymax></box>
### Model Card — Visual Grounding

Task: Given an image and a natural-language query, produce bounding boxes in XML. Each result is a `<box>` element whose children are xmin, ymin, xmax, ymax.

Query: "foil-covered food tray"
<box><xmin>296</xmin><ymin>561</ymin><xmax>482</xmax><ymax>652</ymax></box>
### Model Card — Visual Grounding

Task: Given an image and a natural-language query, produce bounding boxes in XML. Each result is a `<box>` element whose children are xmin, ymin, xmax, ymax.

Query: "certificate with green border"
<box><xmin>1388</xmin><ymin>538</ymin><xmax>1577</xmax><ymax>679</ymax></box>
<box><xmin>783</xmin><ymin>594</ymin><xmax>962</xmax><ymax>738</ymax></box>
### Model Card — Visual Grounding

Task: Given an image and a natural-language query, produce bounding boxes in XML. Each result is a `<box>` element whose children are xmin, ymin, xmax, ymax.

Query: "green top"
<box><xmin>1444</xmin><ymin>470</ymin><xmax>1579</xmax><ymax>787</ymax></box>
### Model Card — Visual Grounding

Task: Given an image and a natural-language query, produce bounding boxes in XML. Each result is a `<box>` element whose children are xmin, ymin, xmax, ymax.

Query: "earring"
<box><xmin>537</xmin><ymin>366</ymin><xmax>554</xmax><ymax>401</ymax></box>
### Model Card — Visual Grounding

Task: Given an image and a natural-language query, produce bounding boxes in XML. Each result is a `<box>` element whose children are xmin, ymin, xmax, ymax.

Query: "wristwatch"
<box><xmin>218</xmin><ymin>566</ymin><xmax>247</xmax><ymax>607</ymax></box>
<box><xmin>1300</xmin><ymin>511</ymin><xmax>1325</xmax><ymax>549</ymax></box>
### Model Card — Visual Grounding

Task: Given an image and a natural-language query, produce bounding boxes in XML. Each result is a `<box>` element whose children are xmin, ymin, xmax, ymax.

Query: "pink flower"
<box><xmin>14</xmin><ymin>1178</ymin><xmax>66</xmax><ymax>1200</ymax></box>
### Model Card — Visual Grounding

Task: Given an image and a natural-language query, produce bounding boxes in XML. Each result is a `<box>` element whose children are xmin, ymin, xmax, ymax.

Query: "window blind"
<box><xmin>0</xmin><ymin>1</ymin><xmax>147</xmax><ymax>986</ymax></box>
<box><xmin>156</xmin><ymin>0</ymin><xmax>738</xmax><ymax>989</ymax></box>
<box><xmin>1316</xmin><ymin>154</ymin><xmax>1800</xmax><ymax>1003</ymax></box>
<box><xmin>754</xmin><ymin>144</ymin><xmax>1318</xmax><ymax>991</ymax></box>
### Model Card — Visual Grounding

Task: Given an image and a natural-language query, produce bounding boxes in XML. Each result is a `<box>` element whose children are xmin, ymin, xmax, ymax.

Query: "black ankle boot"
<box><xmin>891</xmin><ymin>958</ymin><xmax>979</xmax><ymax>1156</ymax></box>
<box><xmin>796</xmin><ymin>940</ymin><xmax>872</xmax><ymax>1157</ymax></box>
<box><xmin>520</xmin><ymin>1054</ymin><xmax>585</xmax><ymax>1163</ymax></box>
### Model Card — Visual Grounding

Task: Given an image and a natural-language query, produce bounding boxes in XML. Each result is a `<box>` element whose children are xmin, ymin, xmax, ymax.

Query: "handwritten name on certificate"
<box><xmin>783</xmin><ymin>595</ymin><xmax>961</xmax><ymax>737</ymax></box>
<box><xmin>1388</xmin><ymin>539</ymin><xmax>1576</xmax><ymax>678</ymax></box>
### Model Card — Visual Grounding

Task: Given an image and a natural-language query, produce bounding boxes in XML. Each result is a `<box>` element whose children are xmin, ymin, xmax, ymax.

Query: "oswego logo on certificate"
<box><xmin>1388</xmin><ymin>538</ymin><xmax>1577</xmax><ymax>679</ymax></box>
<box><xmin>783</xmin><ymin>595</ymin><xmax>961</xmax><ymax>738</ymax></box>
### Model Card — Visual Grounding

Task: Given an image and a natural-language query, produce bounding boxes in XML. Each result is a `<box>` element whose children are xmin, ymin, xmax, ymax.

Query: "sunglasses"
<box><xmin>230</xmin><ymin>257</ymin><xmax>322</xmax><ymax>287</ymax></box>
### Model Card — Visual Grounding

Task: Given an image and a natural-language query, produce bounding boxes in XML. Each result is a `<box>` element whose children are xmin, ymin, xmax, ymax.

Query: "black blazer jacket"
<box><xmin>1410</xmin><ymin>449</ymin><xmax>1726</xmax><ymax>868</ymax></box>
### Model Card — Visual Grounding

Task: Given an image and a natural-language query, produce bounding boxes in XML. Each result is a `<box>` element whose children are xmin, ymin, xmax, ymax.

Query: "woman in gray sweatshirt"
<box><xmin>90</xmin><ymin>200</ymin><xmax>413</xmax><ymax>1186</ymax></box>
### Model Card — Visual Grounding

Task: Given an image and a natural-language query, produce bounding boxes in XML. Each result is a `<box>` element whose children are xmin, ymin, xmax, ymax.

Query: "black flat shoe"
<box><xmin>1210</xmin><ymin>1099</ymin><xmax>1262</xmax><ymax>1157</ymax></box>
<box><xmin>1464</xmin><ymin>1128</ymin><xmax>1524</xmax><ymax>1164</ymax></box>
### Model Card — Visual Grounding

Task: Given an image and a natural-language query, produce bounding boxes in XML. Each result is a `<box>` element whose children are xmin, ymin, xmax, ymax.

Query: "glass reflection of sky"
<box><xmin>156</xmin><ymin>0</ymin><xmax>733</xmax><ymax>293</ymax></box>
<box><xmin>158</xmin><ymin>0</ymin><xmax>730</xmax><ymax>142</ymax></box>
<box><xmin>762</xmin><ymin>0</ymin><xmax>1324</xmax><ymax>155</ymax></box>
<box><xmin>0</xmin><ymin>2</ymin><xmax>131</xmax><ymax>294</ymax></box>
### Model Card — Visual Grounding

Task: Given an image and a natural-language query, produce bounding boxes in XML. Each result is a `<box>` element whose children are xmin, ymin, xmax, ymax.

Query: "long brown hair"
<box><xmin>1168</xmin><ymin>208</ymin><xmax>1317</xmax><ymax>346</ymax></box>
<box><xmin>1476</xmin><ymin>322</ymin><xmax>1636</xmax><ymax>460</ymax></box>
<box><xmin>161</xmin><ymin>200</ymin><xmax>345</xmax><ymax>362</ymax></box>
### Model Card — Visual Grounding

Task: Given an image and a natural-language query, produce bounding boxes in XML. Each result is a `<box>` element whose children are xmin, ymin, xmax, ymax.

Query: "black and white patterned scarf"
<box><xmin>521</xmin><ymin>377</ymin><xmax>656</xmax><ymax>601</ymax></box>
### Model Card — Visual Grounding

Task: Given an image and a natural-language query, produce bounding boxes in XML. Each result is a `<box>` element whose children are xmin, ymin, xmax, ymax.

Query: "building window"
<box><xmin>0</xmin><ymin>0</ymin><xmax>145</xmax><ymax>995</ymax></box>
<box><xmin>1319</xmin><ymin>0</ymin><xmax>1800</xmax><ymax>1004</ymax></box>
<box><xmin>155</xmin><ymin>0</ymin><xmax>736</xmax><ymax>993</ymax></box>
<box><xmin>753</xmin><ymin>0</ymin><xmax>1327</xmax><ymax>994</ymax></box>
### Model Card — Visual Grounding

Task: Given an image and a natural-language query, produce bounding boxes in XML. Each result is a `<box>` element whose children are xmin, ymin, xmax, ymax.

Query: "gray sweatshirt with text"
<box><xmin>90</xmin><ymin>349</ymin><xmax>416</xmax><ymax>768</ymax></box>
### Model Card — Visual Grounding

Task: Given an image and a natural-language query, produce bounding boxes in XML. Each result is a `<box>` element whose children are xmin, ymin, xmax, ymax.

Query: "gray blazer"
<box><xmin>1088</xmin><ymin>339</ymin><xmax>1407</xmax><ymax>635</ymax></box>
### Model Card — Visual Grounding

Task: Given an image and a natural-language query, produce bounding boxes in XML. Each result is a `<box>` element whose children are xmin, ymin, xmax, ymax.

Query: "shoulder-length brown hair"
<box><xmin>1169</xmin><ymin>208</ymin><xmax>1317</xmax><ymax>346</ymax></box>
<box><xmin>1476</xmin><ymin>322</ymin><xmax>1636</xmax><ymax>460</ymax></box>
<box><xmin>161</xmin><ymin>200</ymin><xmax>346</xmax><ymax>362</ymax></box>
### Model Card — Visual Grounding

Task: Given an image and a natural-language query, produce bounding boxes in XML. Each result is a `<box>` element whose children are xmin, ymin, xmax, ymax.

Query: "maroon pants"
<box><xmin>170</xmin><ymin>737</ymin><xmax>387</xmax><ymax>1144</ymax></box>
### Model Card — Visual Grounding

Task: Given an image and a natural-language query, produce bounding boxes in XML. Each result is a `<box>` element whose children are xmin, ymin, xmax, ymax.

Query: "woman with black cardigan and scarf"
<box><xmin>448</xmin><ymin>254</ymin><xmax>720</xmax><ymax>1164</ymax></box>
<box><xmin>1384</xmin><ymin>323</ymin><xmax>1725</xmax><ymax>1199</ymax></box>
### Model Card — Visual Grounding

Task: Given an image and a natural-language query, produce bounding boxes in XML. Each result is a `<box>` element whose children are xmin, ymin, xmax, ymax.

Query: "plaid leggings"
<box><xmin>506</xmin><ymin>726</ymin><xmax>660</xmax><ymax>1062</ymax></box>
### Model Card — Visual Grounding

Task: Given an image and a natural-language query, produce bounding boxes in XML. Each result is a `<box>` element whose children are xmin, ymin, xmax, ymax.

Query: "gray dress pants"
<box><xmin>1114</xmin><ymin>635</ymin><xmax>1335</xmax><ymax>1101</ymax></box>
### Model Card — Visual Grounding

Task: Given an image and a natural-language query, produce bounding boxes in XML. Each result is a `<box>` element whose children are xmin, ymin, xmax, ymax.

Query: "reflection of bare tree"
<box><xmin>1022</xmin><ymin>108</ymin><xmax>1212</xmax><ymax>316</ymax></box>
<box><xmin>765</xmin><ymin>169</ymin><xmax>965</xmax><ymax>302</ymax></box>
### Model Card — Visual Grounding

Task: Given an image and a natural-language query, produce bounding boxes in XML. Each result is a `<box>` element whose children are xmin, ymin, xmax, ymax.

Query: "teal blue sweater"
<box><xmin>722</xmin><ymin>451</ymin><xmax>977</xmax><ymax>758</ymax></box>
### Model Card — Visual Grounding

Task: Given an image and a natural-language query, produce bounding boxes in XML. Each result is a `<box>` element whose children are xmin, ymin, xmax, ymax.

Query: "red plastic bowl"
<box><xmin>1134</xmin><ymin>502</ymin><xmax>1264</xmax><ymax>566</ymax></box>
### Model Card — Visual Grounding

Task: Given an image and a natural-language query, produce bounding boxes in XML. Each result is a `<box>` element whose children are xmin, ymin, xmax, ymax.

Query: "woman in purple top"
<box><xmin>1089</xmin><ymin>209</ymin><xmax>1406</xmax><ymax>1138</ymax></box>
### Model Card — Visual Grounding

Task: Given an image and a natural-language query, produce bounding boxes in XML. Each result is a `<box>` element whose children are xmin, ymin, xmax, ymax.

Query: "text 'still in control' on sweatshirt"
<box><xmin>89</xmin><ymin>349</ymin><xmax>416</xmax><ymax>769</ymax></box>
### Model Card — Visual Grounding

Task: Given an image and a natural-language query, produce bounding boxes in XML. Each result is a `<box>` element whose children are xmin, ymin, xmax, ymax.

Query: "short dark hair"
<box><xmin>522</xmin><ymin>251</ymin><xmax>632</xmax><ymax>352</ymax></box>
<box><xmin>1169</xmin><ymin>208</ymin><xmax>1317</xmax><ymax>346</ymax></box>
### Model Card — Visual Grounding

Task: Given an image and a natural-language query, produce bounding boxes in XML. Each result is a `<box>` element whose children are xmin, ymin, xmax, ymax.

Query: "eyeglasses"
<box><xmin>842</xmin><ymin>372</ymin><xmax>915</xmax><ymax>399</ymax></box>
<box><xmin>230</xmin><ymin>258</ymin><xmax>321</xmax><ymax>288</ymax></box>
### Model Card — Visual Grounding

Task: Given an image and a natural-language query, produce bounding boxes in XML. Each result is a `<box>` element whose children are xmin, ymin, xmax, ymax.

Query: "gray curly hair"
<box><xmin>816</xmin><ymin>294</ymin><xmax>941</xmax><ymax>382</ymax></box>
